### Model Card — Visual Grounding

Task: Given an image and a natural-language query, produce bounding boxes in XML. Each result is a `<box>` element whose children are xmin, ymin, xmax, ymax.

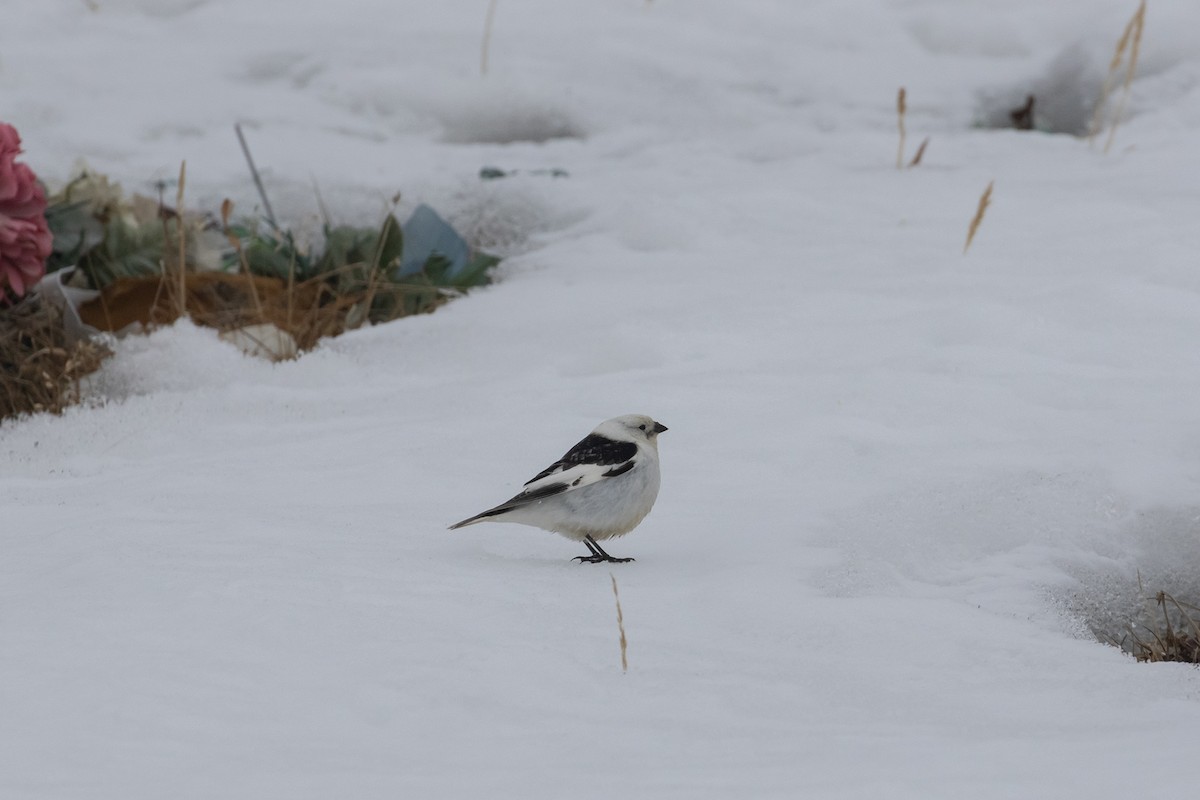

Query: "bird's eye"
<box><xmin>638</xmin><ymin>424</ymin><xmax>646</xmax><ymax>431</ymax></box>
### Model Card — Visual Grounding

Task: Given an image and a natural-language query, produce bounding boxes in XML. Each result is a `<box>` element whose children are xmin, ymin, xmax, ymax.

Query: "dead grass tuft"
<box><xmin>63</xmin><ymin>167</ymin><xmax>458</xmax><ymax>362</ymax></box>
<box><xmin>1120</xmin><ymin>589</ymin><xmax>1200</xmax><ymax>664</ymax></box>
<box><xmin>76</xmin><ymin>269</ymin><xmax>449</xmax><ymax>356</ymax></box>
<box><xmin>0</xmin><ymin>294</ymin><xmax>111</xmax><ymax>422</ymax></box>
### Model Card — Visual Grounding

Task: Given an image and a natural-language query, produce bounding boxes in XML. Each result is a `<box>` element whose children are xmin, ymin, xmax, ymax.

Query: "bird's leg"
<box><xmin>573</xmin><ymin>537</ymin><xmax>606</xmax><ymax>563</ymax></box>
<box><xmin>572</xmin><ymin>535</ymin><xmax>634</xmax><ymax>564</ymax></box>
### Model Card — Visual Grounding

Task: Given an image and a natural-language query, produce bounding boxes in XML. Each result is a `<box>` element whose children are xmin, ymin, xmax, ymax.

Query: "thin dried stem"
<box><xmin>221</xmin><ymin>198</ymin><xmax>265</xmax><ymax>321</ymax></box>
<box><xmin>963</xmin><ymin>180</ymin><xmax>994</xmax><ymax>255</ymax></box>
<box><xmin>287</xmin><ymin>247</ymin><xmax>297</xmax><ymax>336</ymax></box>
<box><xmin>481</xmin><ymin>0</ymin><xmax>498</xmax><ymax>76</ymax></box>
<box><xmin>1089</xmin><ymin>1</ymin><xmax>1146</xmax><ymax>150</ymax></box>
<box><xmin>896</xmin><ymin>87</ymin><xmax>907</xmax><ymax>170</ymax></box>
<box><xmin>1104</xmin><ymin>1</ymin><xmax>1145</xmax><ymax>153</ymax></box>
<box><xmin>610</xmin><ymin>573</ymin><xmax>628</xmax><ymax>673</ymax></box>
<box><xmin>350</xmin><ymin>202</ymin><xmax>401</xmax><ymax>331</ymax></box>
<box><xmin>175</xmin><ymin>161</ymin><xmax>188</xmax><ymax>319</ymax></box>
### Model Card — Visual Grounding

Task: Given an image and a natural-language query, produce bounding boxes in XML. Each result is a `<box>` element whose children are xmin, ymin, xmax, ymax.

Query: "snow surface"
<box><xmin>4</xmin><ymin>1</ymin><xmax>1200</xmax><ymax>797</ymax></box>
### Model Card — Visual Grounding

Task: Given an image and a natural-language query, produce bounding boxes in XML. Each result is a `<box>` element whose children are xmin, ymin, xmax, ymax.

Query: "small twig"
<box><xmin>963</xmin><ymin>180</ymin><xmax>994</xmax><ymax>255</ymax></box>
<box><xmin>610</xmin><ymin>573</ymin><xmax>628</xmax><ymax>673</ymax></box>
<box><xmin>235</xmin><ymin>123</ymin><xmax>278</xmax><ymax>230</ymax></box>
<box><xmin>481</xmin><ymin>0</ymin><xmax>499</xmax><ymax>77</ymax></box>
<box><xmin>896</xmin><ymin>87</ymin><xmax>907</xmax><ymax>170</ymax></box>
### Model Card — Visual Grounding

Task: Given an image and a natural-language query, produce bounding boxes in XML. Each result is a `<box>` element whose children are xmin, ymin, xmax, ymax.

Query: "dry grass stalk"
<box><xmin>1089</xmin><ymin>1</ymin><xmax>1146</xmax><ymax>152</ymax></box>
<box><xmin>221</xmin><ymin>198</ymin><xmax>266</xmax><ymax>322</ymax></box>
<box><xmin>0</xmin><ymin>296</ymin><xmax>111</xmax><ymax>422</ymax></box>
<box><xmin>1127</xmin><ymin>591</ymin><xmax>1200</xmax><ymax>663</ymax></box>
<box><xmin>963</xmin><ymin>180</ymin><xmax>994</xmax><ymax>254</ymax></box>
<box><xmin>896</xmin><ymin>87</ymin><xmax>907</xmax><ymax>169</ymax></box>
<box><xmin>481</xmin><ymin>0</ymin><xmax>498</xmax><ymax>76</ymax></box>
<box><xmin>174</xmin><ymin>161</ymin><xmax>188</xmax><ymax>319</ymax></box>
<box><xmin>350</xmin><ymin>208</ymin><xmax>402</xmax><ymax>332</ymax></box>
<box><xmin>286</xmin><ymin>242</ymin><xmax>297</xmax><ymax>336</ymax></box>
<box><xmin>610</xmin><ymin>573</ymin><xmax>628</xmax><ymax>673</ymax></box>
<box><xmin>907</xmin><ymin>136</ymin><xmax>929</xmax><ymax>168</ymax></box>
<box><xmin>1104</xmin><ymin>1</ymin><xmax>1145</xmax><ymax>153</ymax></box>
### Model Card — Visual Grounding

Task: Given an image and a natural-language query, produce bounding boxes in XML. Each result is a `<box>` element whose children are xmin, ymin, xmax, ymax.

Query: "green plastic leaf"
<box><xmin>452</xmin><ymin>252</ymin><xmax>500</xmax><ymax>288</ymax></box>
<box><xmin>44</xmin><ymin>200</ymin><xmax>106</xmax><ymax>275</ymax></box>
<box><xmin>73</xmin><ymin>218</ymin><xmax>165</xmax><ymax>288</ymax></box>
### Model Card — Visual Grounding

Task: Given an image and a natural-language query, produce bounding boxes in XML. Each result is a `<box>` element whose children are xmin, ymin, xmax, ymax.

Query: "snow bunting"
<box><xmin>449</xmin><ymin>414</ymin><xmax>667</xmax><ymax>563</ymax></box>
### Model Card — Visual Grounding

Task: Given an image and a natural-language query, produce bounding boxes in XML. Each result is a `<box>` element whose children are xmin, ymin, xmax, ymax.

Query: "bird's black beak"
<box><xmin>652</xmin><ymin>422</ymin><xmax>668</xmax><ymax>434</ymax></box>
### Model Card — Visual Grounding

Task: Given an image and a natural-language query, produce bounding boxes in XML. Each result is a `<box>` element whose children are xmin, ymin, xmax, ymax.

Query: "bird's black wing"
<box><xmin>525</xmin><ymin>434</ymin><xmax>638</xmax><ymax>485</ymax></box>
<box><xmin>448</xmin><ymin>434</ymin><xmax>639</xmax><ymax>529</ymax></box>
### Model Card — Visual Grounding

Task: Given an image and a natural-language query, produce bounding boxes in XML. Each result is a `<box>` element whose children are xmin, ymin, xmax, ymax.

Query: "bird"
<box><xmin>449</xmin><ymin>414</ymin><xmax>668</xmax><ymax>563</ymax></box>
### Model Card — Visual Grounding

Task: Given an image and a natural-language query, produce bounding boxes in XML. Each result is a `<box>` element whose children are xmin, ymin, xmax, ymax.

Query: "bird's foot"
<box><xmin>576</xmin><ymin>535</ymin><xmax>633</xmax><ymax>563</ymax></box>
<box><xmin>573</xmin><ymin>554</ymin><xmax>635</xmax><ymax>564</ymax></box>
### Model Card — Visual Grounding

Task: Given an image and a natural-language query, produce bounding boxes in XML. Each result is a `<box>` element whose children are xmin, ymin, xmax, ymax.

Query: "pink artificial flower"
<box><xmin>0</xmin><ymin>123</ymin><xmax>52</xmax><ymax>301</ymax></box>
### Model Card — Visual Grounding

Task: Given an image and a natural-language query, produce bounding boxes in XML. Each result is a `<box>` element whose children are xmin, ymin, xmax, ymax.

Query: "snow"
<box><xmin>4</xmin><ymin>0</ymin><xmax>1200</xmax><ymax>797</ymax></box>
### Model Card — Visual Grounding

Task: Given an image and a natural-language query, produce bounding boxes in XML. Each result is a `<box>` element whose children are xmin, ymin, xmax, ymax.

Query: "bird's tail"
<box><xmin>449</xmin><ymin>500</ymin><xmax>518</xmax><ymax>530</ymax></box>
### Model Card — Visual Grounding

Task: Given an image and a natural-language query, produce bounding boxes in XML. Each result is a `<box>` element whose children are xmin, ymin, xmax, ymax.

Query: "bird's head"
<box><xmin>599</xmin><ymin>414</ymin><xmax>668</xmax><ymax>446</ymax></box>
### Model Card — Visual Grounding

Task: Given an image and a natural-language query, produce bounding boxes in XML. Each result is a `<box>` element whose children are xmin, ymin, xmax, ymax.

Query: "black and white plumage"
<box><xmin>449</xmin><ymin>414</ymin><xmax>668</xmax><ymax>563</ymax></box>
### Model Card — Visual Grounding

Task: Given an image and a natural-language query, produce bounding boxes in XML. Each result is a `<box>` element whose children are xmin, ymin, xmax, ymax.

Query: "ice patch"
<box><xmin>1059</xmin><ymin>505</ymin><xmax>1200</xmax><ymax>650</ymax></box>
<box><xmin>816</xmin><ymin>470</ymin><xmax>1127</xmax><ymax>600</ymax></box>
